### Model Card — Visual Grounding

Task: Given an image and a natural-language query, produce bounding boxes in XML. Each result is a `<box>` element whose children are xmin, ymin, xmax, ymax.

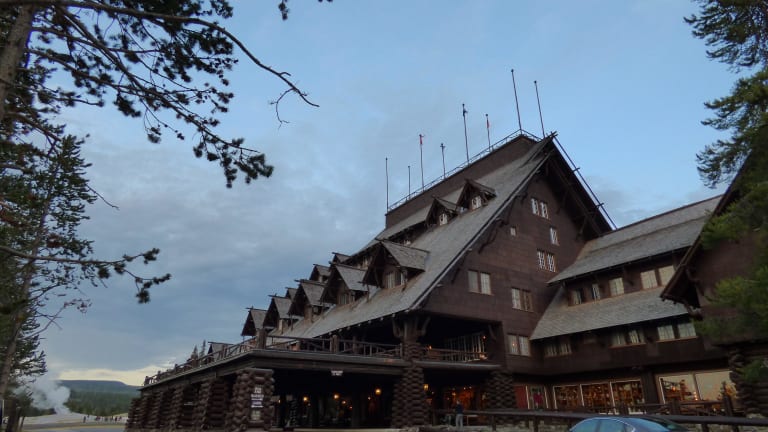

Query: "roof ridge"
<box><xmin>613</xmin><ymin>195</ymin><xmax>721</xmax><ymax>233</ymax></box>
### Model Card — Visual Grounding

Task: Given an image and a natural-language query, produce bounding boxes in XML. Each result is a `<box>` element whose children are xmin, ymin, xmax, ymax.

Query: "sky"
<box><xmin>31</xmin><ymin>1</ymin><xmax>738</xmax><ymax>387</ymax></box>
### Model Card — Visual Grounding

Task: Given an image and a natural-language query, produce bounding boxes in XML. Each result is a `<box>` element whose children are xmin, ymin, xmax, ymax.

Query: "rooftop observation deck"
<box><xmin>144</xmin><ymin>335</ymin><xmax>489</xmax><ymax>386</ymax></box>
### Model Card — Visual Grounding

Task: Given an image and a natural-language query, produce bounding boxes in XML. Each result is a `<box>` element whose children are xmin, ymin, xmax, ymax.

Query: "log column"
<box><xmin>391</xmin><ymin>316</ymin><xmax>429</xmax><ymax>428</ymax></box>
<box><xmin>223</xmin><ymin>368</ymin><xmax>275</xmax><ymax>432</ymax></box>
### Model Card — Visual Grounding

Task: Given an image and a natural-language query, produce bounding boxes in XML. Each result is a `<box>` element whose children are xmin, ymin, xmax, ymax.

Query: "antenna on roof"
<box><xmin>511</xmin><ymin>69</ymin><xmax>522</xmax><ymax>132</ymax></box>
<box><xmin>534</xmin><ymin>80</ymin><xmax>545</xmax><ymax>138</ymax></box>
<box><xmin>385</xmin><ymin>157</ymin><xmax>389</xmax><ymax>209</ymax></box>
<box><xmin>408</xmin><ymin>165</ymin><xmax>411</xmax><ymax>198</ymax></box>
<box><xmin>419</xmin><ymin>134</ymin><xmax>425</xmax><ymax>189</ymax></box>
<box><xmin>485</xmin><ymin>114</ymin><xmax>491</xmax><ymax>150</ymax></box>
<box><xmin>462</xmin><ymin>103</ymin><xmax>469</xmax><ymax>162</ymax></box>
<box><xmin>440</xmin><ymin>143</ymin><xmax>446</xmax><ymax>179</ymax></box>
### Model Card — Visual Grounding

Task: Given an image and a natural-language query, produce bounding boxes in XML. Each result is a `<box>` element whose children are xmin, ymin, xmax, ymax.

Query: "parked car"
<box><xmin>570</xmin><ymin>416</ymin><xmax>689</xmax><ymax>432</ymax></box>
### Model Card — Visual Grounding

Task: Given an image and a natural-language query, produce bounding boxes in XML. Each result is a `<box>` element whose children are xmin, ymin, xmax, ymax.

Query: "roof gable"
<box><xmin>361</xmin><ymin>240</ymin><xmax>428</xmax><ymax>286</ymax></box>
<box><xmin>240</xmin><ymin>308</ymin><xmax>267</xmax><ymax>337</ymax></box>
<box><xmin>456</xmin><ymin>178</ymin><xmax>496</xmax><ymax>209</ymax></box>
<box><xmin>320</xmin><ymin>263</ymin><xmax>368</xmax><ymax>303</ymax></box>
<box><xmin>288</xmin><ymin>279</ymin><xmax>329</xmax><ymax>315</ymax></box>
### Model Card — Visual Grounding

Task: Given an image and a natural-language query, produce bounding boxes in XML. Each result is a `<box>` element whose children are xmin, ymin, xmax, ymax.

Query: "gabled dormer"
<box><xmin>309</xmin><ymin>264</ymin><xmax>331</xmax><ymax>283</ymax></box>
<box><xmin>426</xmin><ymin>197</ymin><xmax>461</xmax><ymax>227</ymax></box>
<box><xmin>331</xmin><ymin>252</ymin><xmax>350</xmax><ymax>264</ymax></box>
<box><xmin>362</xmin><ymin>240</ymin><xmax>428</xmax><ymax>289</ymax></box>
<box><xmin>320</xmin><ymin>263</ymin><xmax>368</xmax><ymax>306</ymax></box>
<box><xmin>240</xmin><ymin>307</ymin><xmax>267</xmax><ymax>337</ymax></box>
<box><xmin>263</xmin><ymin>295</ymin><xmax>298</xmax><ymax>334</ymax></box>
<box><xmin>288</xmin><ymin>279</ymin><xmax>330</xmax><ymax>320</ymax></box>
<box><xmin>457</xmin><ymin>178</ymin><xmax>496</xmax><ymax>211</ymax></box>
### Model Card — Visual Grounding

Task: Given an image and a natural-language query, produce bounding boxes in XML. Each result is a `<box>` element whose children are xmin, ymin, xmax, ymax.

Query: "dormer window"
<box><xmin>471</xmin><ymin>195</ymin><xmax>483</xmax><ymax>210</ymax></box>
<box><xmin>438</xmin><ymin>212</ymin><xmax>450</xmax><ymax>226</ymax></box>
<box><xmin>384</xmin><ymin>270</ymin><xmax>407</xmax><ymax>289</ymax></box>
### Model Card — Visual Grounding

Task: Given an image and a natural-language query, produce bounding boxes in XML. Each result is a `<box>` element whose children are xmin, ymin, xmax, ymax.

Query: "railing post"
<box><xmin>491</xmin><ymin>414</ymin><xmax>496</xmax><ymax>432</ymax></box>
<box><xmin>331</xmin><ymin>335</ymin><xmax>339</xmax><ymax>354</ymax></box>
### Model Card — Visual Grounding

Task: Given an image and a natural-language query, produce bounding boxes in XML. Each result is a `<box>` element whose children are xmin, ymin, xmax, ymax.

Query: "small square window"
<box><xmin>469</xmin><ymin>270</ymin><xmax>492</xmax><ymax>295</ymax></box>
<box><xmin>591</xmin><ymin>283</ymin><xmax>601</xmax><ymax>300</ymax></box>
<box><xmin>657</xmin><ymin>324</ymin><xmax>675</xmax><ymax>341</ymax></box>
<box><xmin>531</xmin><ymin>198</ymin><xmax>541</xmax><ymax>216</ymax></box>
<box><xmin>471</xmin><ymin>195</ymin><xmax>483</xmax><ymax>210</ymax></box>
<box><xmin>510</xmin><ymin>226</ymin><xmax>517</xmax><ymax>236</ymax></box>
<box><xmin>570</xmin><ymin>290</ymin><xmax>583</xmax><ymax>305</ymax></box>
<box><xmin>438</xmin><ymin>212</ymin><xmax>450</xmax><ymax>226</ymax></box>
<box><xmin>540</xmin><ymin>201</ymin><xmax>549</xmax><ymax>219</ymax></box>
<box><xmin>678</xmin><ymin>321</ymin><xmax>696</xmax><ymax>338</ymax></box>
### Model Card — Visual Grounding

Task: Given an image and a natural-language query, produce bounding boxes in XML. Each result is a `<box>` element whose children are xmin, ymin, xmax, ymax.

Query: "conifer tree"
<box><xmin>687</xmin><ymin>0</ymin><xmax>768</xmax><ymax>372</ymax></box>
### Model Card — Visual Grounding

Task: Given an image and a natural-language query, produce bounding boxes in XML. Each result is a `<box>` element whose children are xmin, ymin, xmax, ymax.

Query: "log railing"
<box><xmin>143</xmin><ymin>335</ymin><xmax>483</xmax><ymax>386</ymax></box>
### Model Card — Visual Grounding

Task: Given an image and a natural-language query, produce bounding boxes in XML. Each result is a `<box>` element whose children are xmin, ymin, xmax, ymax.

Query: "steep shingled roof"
<box><xmin>276</xmin><ymin>135</ymin><xmax>558</xmax><ymax>338</ymax></box>
<box><xmin>240</xmin><ymin>308</ymin><xmax>267</xmax><ymax>337</ymax></box>
<box><xmin>298</xmin><ymin>279</ymin><xmax>327</xmax><ymax>306</ymax></box>
<box><xmin>550</xmin><ymin>197</ymin><xmax>720</xmax><ymax>283</ymax></box>
<box><xmin>530</xmin><ymin>286</ymin><xmax>688</xmax><ymax>340</ymax></box>
<box><xmin>381</xmin><ymin>241</ymin><xmax>428</xmax><ymax>271</ymax></box>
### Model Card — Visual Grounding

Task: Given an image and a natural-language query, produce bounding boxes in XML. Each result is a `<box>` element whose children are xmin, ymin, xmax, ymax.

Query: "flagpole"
<box><xmin>440</xmin><ymin>143</ymin><xmax>446</xmax><ymax>179</ymax></box>
<box><xmin>462</xmin><ymin>103</ymin><xmax>469</xmax><ymax>162</ymax></box>
<box><xmin>419</xmin><ymin>134</ymin><xmax>425</xmax><ymax>189</ymax></box>
<box><xmin>486</xmin><ymin>113</ymin><xmax>491</xmax><ymax>151</ymax></box>
<box><xmin>535</xmin><ymin>80</ymin><xmax>545</xmax><ymax>138</ymax></box>
<box><xmin>511</xmin><ymin>69</ymin><xmax>522</xmax><ymax>132</ymax></box>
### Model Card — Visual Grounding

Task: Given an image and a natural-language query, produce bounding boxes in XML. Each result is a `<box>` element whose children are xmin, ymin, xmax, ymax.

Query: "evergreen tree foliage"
<box><xmin>687</xmin><ymin>0</ymin><xmax>768</xmax><ymax>367</ymax></box>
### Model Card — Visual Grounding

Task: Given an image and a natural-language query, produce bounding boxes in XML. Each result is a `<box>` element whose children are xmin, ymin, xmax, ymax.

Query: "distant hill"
<box><xmin>59</xmin><ymin>380</ymin><xmax>139</xmax><ymax>394</ymax></box>
<box><xmin>59</xmin><ymin>380</ymin><xmax>139</xmax><ymax>416</ymax></box>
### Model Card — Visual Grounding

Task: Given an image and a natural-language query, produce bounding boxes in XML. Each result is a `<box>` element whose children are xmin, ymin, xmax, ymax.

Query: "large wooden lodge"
<box><xmin>127</xmin><ymin>131</ymin><xmax>748</xmax><ymax>431</ymax></box>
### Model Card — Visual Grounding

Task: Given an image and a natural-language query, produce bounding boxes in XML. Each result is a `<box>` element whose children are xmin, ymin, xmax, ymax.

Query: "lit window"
<box><xmin>570</xmin><ymin>290</ymin><xmax>583</xmax><ymax>305</ymax></box>
<box><xmin>609</xmin><ymin>278</ymin><xmax>624</xmax><ymax>296</ymax></box>
<box><xmin>508</xmin><ymin>334</ymin><xmax>520</xmax><ymax>355</ymax></box>
<box><xmin>678</xmin><ymin>321</ymin><xmax>696</xmax><ymax>338</ymax></box>
<box><xmin>510</xmin><ymin>226</ymin><xmax>517</xmax><ymax>236</ymax></box>
<box><xmin>657</xmin><ymin>324</ymin><xmax>675</xmax><ymax>341</ymax></box>
<box><xmin>658</xmin><ymin>265</ymin><xmax>676</xmax><ymax>286</ymax></box>
<box><xmin>591</xmin><ymin>283</ymin><xmax>601</xmax><ymax>300</ymax></box>
<box><xmin>507</xmin><ymin>335</ymin><xmax>531</xmax><ymax>357</ymax></box>
<box><xmin>471</xmin><ymin>195</ymin><xmax>483</xmax><ymax>210</ymax></box>
<box><xmin>549</xmin><ymin>227</ymin><xmax>559</xmax><ymax>245</ymax></box>
<box><xmin>468</xmin><ymin>270</ymin><xmax>492</xmax><ymax>295</ymax></box>
<box><xmin>641</xmin><ymin>270</ymin><xmax>658</xmax><ymax>289</ymax></box>
<box><xmin>438</xmin><ymin>212</ymin><xmax>450</xmax><ymax>226</ymax></box>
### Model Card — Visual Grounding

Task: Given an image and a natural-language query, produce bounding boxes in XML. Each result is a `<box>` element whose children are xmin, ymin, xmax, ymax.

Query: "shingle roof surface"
<box><xmin>336</xmin><ymin>264</ymin><xmax>368</xmax><ymax>292</ymax></box>
<box><xmin>248</xmin><ymin>308</ymin><xmax>267</xmax><ymax>328</ymax></box>
<box><xmin>299</xmin><ymin>280</ymin><xmax>327</xmax><ymax>306</ymax></box>
<box><xmin>530</xmin><ymin>287</ymin><xmax>688</xmax><ymax>339</ymax></box>
<box><xmin>275</xmin><ymin>137</ymin><xmax>551</xmax><ymax>338</ymax></box>
<box><xmin>381</xmin><ymin>241</ymin><xmax>428</xmax><ymax>270</ymax></box>
<box><xmin>272</xmin><ymin>296</ymin><xmax>293</xmax><ymax>318</ymax></box>
<box><xmin>550</xmin><ymin>197</ymin><xmax>719</xmax><ymax>283</ymax></box>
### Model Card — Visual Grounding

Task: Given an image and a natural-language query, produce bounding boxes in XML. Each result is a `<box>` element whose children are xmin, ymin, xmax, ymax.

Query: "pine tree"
<box><xmin>687</xmin><ymin>0</ymin><xmax>768</xmax><ymax>372</ymax></box>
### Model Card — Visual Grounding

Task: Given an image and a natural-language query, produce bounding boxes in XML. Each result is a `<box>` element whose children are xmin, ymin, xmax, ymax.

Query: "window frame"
<box><xmin>609</xmin><ymin>277</ymin><xmax>624</xmax><ymax>296</ymax></box>
<box><xmin>468</xmin><ymin>270</ymin><xmax>492</xmax><ymax>295</ymax></box>
<box><xmin>549</xmin><ymin>226</ymin><xmax>559</xmax><ymax>245</ymax></box>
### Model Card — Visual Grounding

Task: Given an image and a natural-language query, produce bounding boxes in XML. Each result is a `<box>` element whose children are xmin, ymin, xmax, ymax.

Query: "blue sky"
<box><xmin>36</xmin><ymin>1</ymin><xmax>734</xmax><ymax>386</ymax></box>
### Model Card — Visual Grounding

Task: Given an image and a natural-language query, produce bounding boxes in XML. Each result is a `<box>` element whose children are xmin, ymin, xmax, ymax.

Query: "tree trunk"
<box><xmin>0</xmin><ymin>4</ymin><xmax>36</xmax><ymax>126</ymax></box>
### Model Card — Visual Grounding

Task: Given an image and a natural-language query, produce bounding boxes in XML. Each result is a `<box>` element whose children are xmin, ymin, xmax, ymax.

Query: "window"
<box><xmin>612</xmin><ymin>329</ymin><xmax>643</xmax><ymax>347</ymax></box>
<box><xmin>609</xmin><ymin>278</ymin><xmax>624</xmax><ymax>296</ymax></box>
<box><xmin>510</xmin><ymin>226</ymin><xmax>517</xmax><ymax>236</ymax></box>
<box><xmin>544</xmin><ymin>338</ymin><xmax>572</xmax><ymax>357</ymax></box>
<box><xmin>657</xmin><ymin>324</ymin><xmax>675</xmax><ymax>341</ymax></box>
<box><xmin>641</xmin><ymin>270</ymin><xmax>658</xmax><ymax>289</ymax></box>
<box><xmin>546</xmin><ymin>253</ymin><xmax>557</xmax><ymax>272</ymax></box>
<box><xmin>678</xmin><ymin>321</ymin><xmax>696</xmax><ymax>338</ymax></box>
<box><xmin>591</xmin><ymin>283</ymin><xmax>601</xmax><ymax>300</ymax></box>
<box><xmin>508</xmin><ymin>334</ymin><xmax>530</xmax><ymax>356</ymax></box>
<box><xmin>537</xmin><ymin>250</ymin><xmax>547</xmax><ymax>269</ymax></box>
<box><xmin>531</xmin><ymin>198</ymin><xmax>541</xmax><ymax>216</ymax></box>
<box><xmin>438</xmin><ymin>212</ymin><xmax>450</xmax><ymax>226</ymax></box>
<box><xmin>611</xmin><ymin>331</ymin><xmax>627</xmax><ymax>347</ymax></box>
<box><xmin>549</xmin><ymin>226</ymin><xmax>559</xmax><ymax>245</ymax></box>
<box><xmin>384</xmin><ymin>272</ymin><xmax>396</xmax><ymax>289</ymax></box>
<box><xmin>471</xmin><ymin>195</ymin><xmax>483</xmax><ymax>210</ymax></box>
<box><xmin>531</xmin><ymin>197</ymin><xmax>550</xmax><ymax>219</ymax></box>
<box><xmin>384</xmin><ymin>270</ymin><xmax>406</xmax><ymax>289</ymax></box>
<box><xmin>468</xmin><ymin>270</ymin><xmax>491</xmax><ymax>294</ymax></box>
<box><xmin>511</xmin><ymin>288</ymin><xmax>533</xmax><ymax>311</ymax></box>
<box><xmin>570</xmin><ymin>289</ymin><xmax>583</xmax><ymax>305</ymax></box>
<box><xmin>658</xmin><ymin>265</ymin><xmax>676</xmax><ymax>286</ymax></box>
